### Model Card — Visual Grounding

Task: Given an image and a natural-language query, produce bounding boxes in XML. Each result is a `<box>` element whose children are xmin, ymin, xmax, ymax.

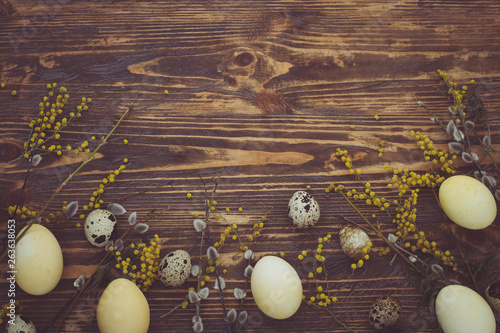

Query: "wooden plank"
<box><xmin>0</xmin><ymin>0</ymin><xmax>499</xmax><ymax>332</ymax></box>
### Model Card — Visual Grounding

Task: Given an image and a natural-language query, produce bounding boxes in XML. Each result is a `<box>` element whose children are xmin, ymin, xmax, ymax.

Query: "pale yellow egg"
<box><xmin>439</xmin><ymin>175</ymin><xmax>497</xmax><ymax>230</ymax></box>
<box><xmin>97</xmin><ymin>278</ymin><xmax>150</xmax><ymax>333</ymax></box>
<box><xmin>250</xmin><ymin>255</ymin><xmax>302</xmax><ymax>319</ymax></box>
<box><xmin>436</xmin><ymin>285</ymin><xmax>496</xmax><ymax>333</ymax></box>
<box><xmin>15</xmin><ymin>224</ymin><xmax>63</xmax><ymax>295</ymax></box>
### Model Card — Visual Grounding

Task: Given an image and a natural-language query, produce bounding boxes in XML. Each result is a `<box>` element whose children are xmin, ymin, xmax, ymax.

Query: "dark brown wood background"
<box><xmin>1</xmin><ymin>0</ymin><xmax>499</xmax><ymax>332</ymax></box>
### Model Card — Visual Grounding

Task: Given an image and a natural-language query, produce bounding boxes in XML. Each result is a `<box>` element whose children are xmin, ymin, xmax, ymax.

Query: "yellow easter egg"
<box><xmin>439</xmin><ymin>175</ymin><xmax>497</xmax><ymax>229</ymax></box>
<box><xmin>15</xmin><ymin>224</ymin><xmax>63</xmax><ymax>295</ymax></box>
<box><xmin>251</xmin><ymin>256</ymin><xmax>302</xmax><ymax>319</ymax></box>
<box><xmin>97</xmin><ymin>278</ymin><xmax>150</xmax><ymax>333</ymax></box>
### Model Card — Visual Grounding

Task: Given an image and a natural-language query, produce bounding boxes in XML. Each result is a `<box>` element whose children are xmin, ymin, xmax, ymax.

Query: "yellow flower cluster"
<box><xmin>212</xmin><ymin>212</ymin><xmax>263</xmax><ymax>251</ymax></box>
<box><xmin>409</xmin><ymin>229</ymin><xmax>458</xmax><ymax>270</ymax></box>
<box><xmin>378</xmin><ymin>190</ymin><xmax>420</xmax><ymax>256</ymax></box>
<box><xmin>334</xmin><ymin>148</ymin><xmax>361</xmax><ymax>175</ymax></box>
<box><xmin>8</xmin><ymin>201</ymin><xmax>70</xmax><ymax>223</ymax></box>
<box><xmin>395</xmin><ymin>189</ymin><xmax>419</xmax><ymax>241</ymax></box>
<box><xmin>378</xmin><ymin>141</ymin><xmax>386</xmax><ymax>158</ymax></box>
<box><xmin>0</xmin><ymin>301</ymin><xmax>22</xmax><ymax>325</ymax></box>
<box><xmin>379</xmin><ymin>189</ymin><xmax>457</xmax><ymax>269</ymax></box>
<box><xmin>47</xmin><ymin>201</ymin><xmax>73</xmax><ymax>223</ymax></box>
<box><xmin>78</xmin><ymin>159</ymin><xmax>128</xmax><ymax>222</ymax></box>
<box><xmin>326</xmin><ymin>182</ymin><xmax>391</xmax><ymax>212</ymax></box>
<box><xmin>200</xmin><ymin>273</ymin><xmax>210</xmax><ymax>287</ymax></box>
<box><xmin>66</xmin><ymin>140</ymin><xmax>91</xmax><ymax>156</ymax></box>
<box><xmin>209</xmin><ymin>223</ymin><xmax>239</xmax><ymax>282</ymax></box>
<box><xmin>205</xmin><ymin>258</ymin><xmax>220</xmax><ymax>274</ymax></box>
<box><xmin>300</xmin><ymin>234</ymin><xmax>337</xmax><ymax>308</ymax></box>
<box><xmin>305</xmin><ymin>289</ymin><xmax>338</xmax><ymax>307</ymax></box>
<box><xmin>248</xmin><ymin>215</ymin><xmax>266</xmax><ymax>242</ymax></box>
<box><xmin>111</xmin><ymin>234</ymin><xmax>161</xmax><ymax>292</ymax></box>
<box><xmin>300</xmin><ymin>235</ymin><xmax>331</xmax><ymax>278</ymax></box>
<box><xmin>213</xmin><ymin>224</ymin><xmax>234</xmax><ymax>249</ymax></box>
<box><xmin>7</xmin><ymin>206</ymin><xmax>37</xmax><ymax>219</ymax></box>
<box><xmin>330</xmin><ymin>149</ymin><xmax>392</xmax><ymax>211</ymax></box>
<box><xmin>21</xmin><ymin>84</ymin><xmax>92</xmax><ymax>158</ymax></box>
<box><xmin>437</xmin><ymin>69</ymin><xmax>469</xmax><ymax>117</ymax></box>
<box><xmin>386</xmin><ymin>166</ymin><xmax>446</xmax><ymax>196</ymax></box>
<box><xmin>206</xmin><ymin>198</ymin><xmax>217</xmax><ymax>212</ymax></box>
<box><xmin>200</xmin><ymin>258</ymin><xmax>221</xmax><ymax>287</ymax></box>
<box><xmin>410</xmin><ymin>131</ymin><xmax>457</xmax><ymax>175</ymax></box>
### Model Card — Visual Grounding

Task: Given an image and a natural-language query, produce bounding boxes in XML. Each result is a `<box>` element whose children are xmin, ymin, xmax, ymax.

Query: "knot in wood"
<box><xmin>233</xmin><ymin>52</ymin><xmax>255</xmax><ymax>67</ymax></box>
<box><xmin>0</xmin><ymin>142</ymin><xmax>23</xmax><ymax>162</ymax></box>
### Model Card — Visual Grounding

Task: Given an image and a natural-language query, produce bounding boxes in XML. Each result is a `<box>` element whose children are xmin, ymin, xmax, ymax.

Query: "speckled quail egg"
<box><xmin>287</xmin><ymin>191</ymin><xmax>320</xmax><ymax>228</ymax></box>
<box><xmin>6</xmin><ymin>315</ymin><xmax>36</xmax><ymax>333</ymax></box>
<box><xmin>339</xmin><ymin>224</ymin><xmax>371</xmax><ymax>261</ymax></box>
<box><xmin>158</xmin><ymin>250</ymin><xmax>192</xmax><ymax>287</ymax></box>
<box><xmin>485</xmin><ymin>280</ymin><xmax>500</xmax><ymax>312</ymax></box>
<box><xmin>84</xmin><ymin>209</ymin><xmax>117</xmax><ymax>247</ymax></box>
<box><xmin>369</xmin><ymin>295</ymin><xmax>402</xmax><ymax>330</ymax></box>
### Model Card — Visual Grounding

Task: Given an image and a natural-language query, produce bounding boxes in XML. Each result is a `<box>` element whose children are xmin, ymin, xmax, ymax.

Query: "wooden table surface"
<box><xmin>1</xmin><ymin>0</ymin><xmax>500</xmax><ymax>332</ymax></box>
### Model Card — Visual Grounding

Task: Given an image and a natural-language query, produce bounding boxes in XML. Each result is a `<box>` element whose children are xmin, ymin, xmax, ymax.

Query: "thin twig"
<box><xmin>418</xmin><ymin>101</ymin><xmax>447</xmax><ymax>132</ymax></box>
<box><xmin>340</xmin><ymin>216</ymin><xmax>374</xmax><ymax>234</ymax></box>
<box><xmin>159</xmin><ymin>299</ymin><xmax>187</xmax><ymax>319</ymax></box>
<box><xmin>311</xmin><ymin>303</ymin><xmax>358</xmax><ymax>333</ymax></box>
<box><xmin>451</xmin><ymin>231</ymin><xmax>479</xmax><ymax>292</ymax></box>
<box><xmin>11</xmin><ymin>104</ymin><xmax>131</xmax><ymax>248</ymax></box>
<box><xmin>118</xmin><ymin>182</ymin><xmax>174</xmax><ymax>203</ymax></box>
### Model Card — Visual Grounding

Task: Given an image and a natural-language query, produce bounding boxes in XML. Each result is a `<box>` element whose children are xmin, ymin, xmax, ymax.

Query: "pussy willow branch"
<box><xmin>339</xmin><ymin>192</ymin><xmax>425</xmax><ymax>277</ymax></box>
<box><xmin>320</xmin><ymin>305</ymin><xmax>359</xmax><ymax>333</ymax></box>
<box><xmin>5</xmin><ymin>104</ymin><xmax>131</xmax><ymax>259</ymax></box>
<box><xmin>418</xmin><ymin>101</ymin><xmax>485</xmax><ymax>175</ymax></box>
<box><xmin>474</xmin><ymin>124</ymin><xmax>500</xmax><ymax>174</ymax></box>
<box><xmin>199</xmin><ymin>170</ymin><xmax>231</xmax><ymax>333</ymax></box>
<box><xmin>440</xmin><ymin>80</ymin><xmax>495</xmax><ymax>176</ymax></box>
<box><xmin>237</xmin><ymin>262</ymin><xmax>250</xmax><ymax>311</ymax></box>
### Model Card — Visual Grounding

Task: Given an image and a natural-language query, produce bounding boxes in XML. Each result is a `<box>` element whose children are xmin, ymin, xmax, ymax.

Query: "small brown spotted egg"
<box><xmin>287</xmin><ymin>191</ymin><xmax>320</xmax><ymax>228</ymax></box>
<box><xmin>369</xmin><ymin>296</ymin><xmax>402</xmax><ymax>330</ymax></box>
<box><xmin>6</xmin><ymin>315</ymin><xmax>36</xmax><ymax>333</ymax></box>
<box><xmin>158</xmin><ymin>250</ymin><xmax>192</xmax><ymax>287</ymax></box>
<box><xmin>485</xmin><ymin>280</ymin><xmax>500</xmax><ymax>312</ymax></box>
<box><xmin>84</xmin><ymin>209</ymin><xmax>117</xmax><ymax>247</ymax></box>
<box><xmin>339</xmin><ymin>224</ymin><xmax>371</xmax><ymax>261</ymax></box>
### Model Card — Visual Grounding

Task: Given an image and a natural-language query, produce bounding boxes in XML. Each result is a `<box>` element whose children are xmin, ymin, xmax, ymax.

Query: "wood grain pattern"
<box><xmin>0</xmin><ymin>0</ymin><xmax>499</xmax><ymax>332</ymax></box>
